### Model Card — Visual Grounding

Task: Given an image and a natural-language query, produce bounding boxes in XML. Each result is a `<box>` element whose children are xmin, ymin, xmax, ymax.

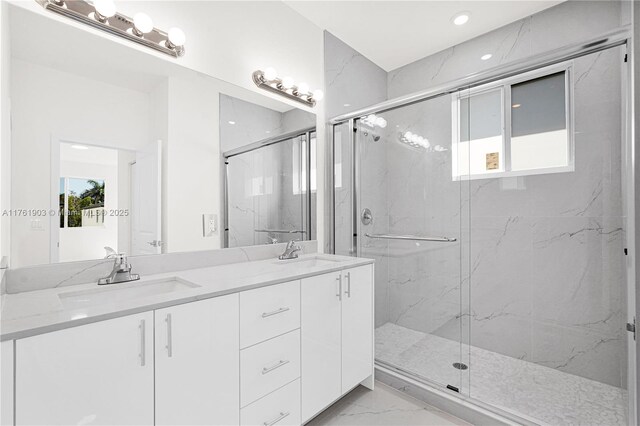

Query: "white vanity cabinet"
<box><xmin>5</xmin><ymin>259</ymin><xmax>374</xmax><ymax>426</ymax></box>
<box><xmin>155</xmin><ymin>294</ymin><xmax>239</xmax><ymax>426</ymax></box>
<box><xmin>16</xmin><ymin>312</ymin><xmax>155</xmax><ymax>426</ymax></box>
<box><xmin>301</xmin><ymin>264</ymin><xmax>374</xmax><ymax>422</ymax></box>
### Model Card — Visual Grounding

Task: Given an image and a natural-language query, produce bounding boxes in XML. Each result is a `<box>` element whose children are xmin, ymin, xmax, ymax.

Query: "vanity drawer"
<box><xmin>240</xmin><ymin>379</ymin><xmax>300</xmax><ymax>426</ymax></box>
<box><xmin>240</xmin><ymin>280</ymin><xmax>300</xmax><ymax>348</ymax></box>
<box><xmin>240</xmin><ymin>329</ymin><xmax>300</xmax><ymax>407</ymax></box>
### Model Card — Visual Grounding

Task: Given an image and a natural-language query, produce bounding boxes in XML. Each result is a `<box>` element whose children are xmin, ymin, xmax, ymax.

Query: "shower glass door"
<box><xmin>226</xmin><ymin>132</ymin><xmax>313</xmax><ymax>247</ymax></box>
<box><xmin>355</xmin><ymin>92</ymin><xmax>471</xmax><ymax>394</ymax></box>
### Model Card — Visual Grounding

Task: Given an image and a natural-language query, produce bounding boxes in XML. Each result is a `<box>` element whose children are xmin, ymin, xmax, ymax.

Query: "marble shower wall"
<box><xmin>380</xmin><ymin>1</ymin><xmax>629</xmax><ymax>388</ymax></box>
<box><xmin>323</xmin><ymin>31</ymin><xmax>388</xmax><ymax>324</ymax></box>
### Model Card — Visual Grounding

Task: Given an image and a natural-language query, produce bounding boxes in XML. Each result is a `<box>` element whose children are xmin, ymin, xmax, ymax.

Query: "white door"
<box><xmin>301</xmin><ymin>271</ymin><xmax>342</xmax><ymax>422</ymax></box>
<box><xmin>131</xmin><ymin>140</ymin><xmax>162</xmax><ymax>255</ymax></box>
<box><xmin>16</xmin><ymin>313</ymin><xmax>154</xmax><ymax>425</ymax></box>
<box><xmin>155</xmin><ymin>295</ymin><xmax>240</xmax><ymax>426</ymax></box>
<box><xmin>341</xmin><ymin>265</ymin><xmax>374</xmax><ymax>393</ymax></box>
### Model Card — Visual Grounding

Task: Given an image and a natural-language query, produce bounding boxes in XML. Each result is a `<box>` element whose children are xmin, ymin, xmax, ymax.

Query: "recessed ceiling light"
<box><xmin>452</xmin><ymin>12</ymin><xmax>470</xmax><ymax>26</ymax></box>
<box><xmin>266</xmin><ymin>130</ymin><xmax>271</xmax><ymax>133</ymax></box>
<box><xmin>512</xmin><ymin>104</ymin><xmax>521</xmax><ymax>108</ymax></box>
<box><xmin>481</xmin><ymin>54</ymin><xmax>492</xmax><ymax>61</ymax></box>
<box><xmin>228</xmin><ymin>121</ymin><xmax>236</xmax><ymax>125</ymax></box>
<box><xmin>343</xmin><ymin>103</ymin><xmax>351</xmax><ymax>107</ymax></box>
<box><xmin>71</xmin><ymin>144</ymin><xmax>89</xmax><ymax>150</ymax></box>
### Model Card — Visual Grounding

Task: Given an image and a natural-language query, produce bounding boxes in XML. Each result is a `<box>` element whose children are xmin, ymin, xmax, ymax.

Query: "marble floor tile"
<box><xmin>376</xmin><ymin>323</ymin><xmax>628</xmax><ymax>426</ymax></box>
<box><xmin>307</xmin><ymin>382</ymin><xmax>470</xmax><ymax>426</ymax></box>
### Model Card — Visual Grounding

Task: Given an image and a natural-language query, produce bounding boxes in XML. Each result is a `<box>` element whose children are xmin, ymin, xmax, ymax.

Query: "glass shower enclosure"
<box><xmin>332</xmin><ymin>44</ymin><xmax>632</xmax><ymax>425</ymax></box>
<box><xmin>224</xmin><ymin>129</ymin><xmax>316</xmax><ymax>247</ymax></box>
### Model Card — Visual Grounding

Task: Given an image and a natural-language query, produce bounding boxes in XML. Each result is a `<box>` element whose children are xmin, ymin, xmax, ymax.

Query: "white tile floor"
<box><xmin>376</xmin><ymin>323</ymin><xmax>628</xmax><ymax>426</ymax></box>
<box><xmin>307</xmin><ymin>382</ymin><xmax>470</xmax><ymax>426</ymax></box>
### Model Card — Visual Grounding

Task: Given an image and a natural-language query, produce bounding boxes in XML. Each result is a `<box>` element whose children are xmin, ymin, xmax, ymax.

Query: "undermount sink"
<box><xmin>275</xmin><ymin>255</ymin><xmax>343</xmax><ymax>268</ymax></box>
<box><xmin>58</xmin><ymin>278</ymin><xmax>200</xmax><ymax>309</ymax></box>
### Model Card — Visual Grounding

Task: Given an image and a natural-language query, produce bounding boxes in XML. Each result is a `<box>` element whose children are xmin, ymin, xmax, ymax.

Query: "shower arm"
<box><xmin>365</xmin><ymin>233</ymin><xmax>457</xmax><ymax>243</ymax></box>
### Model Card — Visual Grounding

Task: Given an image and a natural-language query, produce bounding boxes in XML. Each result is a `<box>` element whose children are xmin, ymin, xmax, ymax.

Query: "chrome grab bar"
<box><xmin>365</xmin><ymin>233</ymin><xmax>457</xmax><ymax>243</ymax></box>
<box><xmin>254</xmin><ymin>229</ymin><xmax>306</xmax><ymax>234</ymax></box>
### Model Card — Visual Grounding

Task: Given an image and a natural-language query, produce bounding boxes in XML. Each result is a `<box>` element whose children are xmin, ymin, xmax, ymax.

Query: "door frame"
<box><xmin>49</xmin><ymin>135</ymin><xmax>137</xmax><ymax>263</ymax></box>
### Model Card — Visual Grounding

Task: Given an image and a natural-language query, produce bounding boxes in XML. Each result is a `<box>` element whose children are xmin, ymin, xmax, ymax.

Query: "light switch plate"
<box><xmin>202</xmin><ymin>214</ymin><xmax>217</xmax><ymax>237</ymax></box>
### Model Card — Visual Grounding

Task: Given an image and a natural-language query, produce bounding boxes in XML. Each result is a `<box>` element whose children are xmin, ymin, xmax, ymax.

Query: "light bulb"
<box><xmin>404</xmin><ymin>132</ymin><xmax>413</xmax><ymax>139</ymax></box>
<box><xmin>312</xmin><ymin>89</ymin><xmax>324</xmax><ymax>101</ymax></box>
<box><xmin>297</xmin><ymin>82</ymin><xmax>310</xmax><ymax>94</ymax></box>
<box><xmin>133</xmin><ymin>13</ymin><xmax>154</xmax><ymax>35</ymax></box>
<box><xmin>481</xmin><ymin>53</ymin><xmax>492</xmax><ymax>61</ymax></box>
<box><xmin>167</xmin><ymin>27</ymin><xmax>186</xmax><ymax>47</ymax></box>
<box><xmin>375</xmin><ymin>117</ymin><xmax>387</xmax><ymax>128</ymax></box>
<box><xmin>452</xmin><ymin>12</ymin><xmax>470</xmax><ymax>26</ymax></box>
<box><xmin>263</xmin><ymin>67</ymin><xmax>277</xmax><ymax>81</ymax></box>
<box><xmin>281</xmin><ymin>76</ymin><xmax>294</xmax><ymax>89</ymax></box>
<box><xmin>423</xmin><ymin>138</ymin><xmax>431</xmax><ymax>148</ymax></box>
<box><xmin>94</xmin><ymin>0</ymin><xmax>116</xmax><ymax>19</ymax></box>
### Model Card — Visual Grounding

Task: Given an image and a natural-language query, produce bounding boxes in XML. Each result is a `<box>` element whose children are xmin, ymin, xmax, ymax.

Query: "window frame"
<box><xmin>451</xmin><ymin>61</ymin><xmax>575</xmax><ymax>181</ymax></box>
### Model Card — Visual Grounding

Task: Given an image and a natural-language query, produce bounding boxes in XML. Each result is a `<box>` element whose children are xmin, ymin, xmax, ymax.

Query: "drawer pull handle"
<box><xmin>166</xmin><ymin>313</ymin><xmax>173</xmax><ymax>358</ymax></box>
<box><xmin>262</xmin><ymin>359</ymin><xmax>290</xmax><ymax>375</ymax></box>
<box><xmin>139</xmin><ymin>319</ymin><xmax>146</xmax><ymax>367</ymax></box>
<box><xmin>264</xmin><ymin>411</ymin><xmax>290</xmax><ymax>426</ymax></box>
<box><xmin>262</xmin><ymin>307</ymin><xmax>290</xmax><ymax>318</ymax></box>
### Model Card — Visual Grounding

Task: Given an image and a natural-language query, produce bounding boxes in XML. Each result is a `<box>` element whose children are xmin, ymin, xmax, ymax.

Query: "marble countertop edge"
<box><xmin>1</xmin><ymin>254</ymin><xmax>374</xmax><ymax>342</ymax></box>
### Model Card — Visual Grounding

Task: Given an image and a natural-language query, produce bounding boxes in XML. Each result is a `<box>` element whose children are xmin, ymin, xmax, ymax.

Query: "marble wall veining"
<box><xmin>387</xmin><ymin>1</ymin><xmax>628</xmax><ymax>99</ymax></box>
<box><xmin>371</xmin><ymin>1</ymin><xmax>630</xmax><ymax>389</ymax></box>
<box><xmin>323</xmin><ymin>31</ymin><xmax>387</xmax><ymax>258</ymax></box>
<box><xmin>325</xmin><ymin>0</ymin><xmax>629</xmax><ymax>392</ymax></box>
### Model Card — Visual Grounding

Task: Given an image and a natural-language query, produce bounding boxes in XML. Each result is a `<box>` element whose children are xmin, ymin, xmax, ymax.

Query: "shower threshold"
<box><xmin>375</xmin><ymin>323</ymin><xmax>627</xmax><ymax>426</ymax></box>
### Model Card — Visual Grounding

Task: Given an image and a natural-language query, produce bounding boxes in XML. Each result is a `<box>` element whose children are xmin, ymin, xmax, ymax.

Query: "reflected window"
<box><xmin>452</xmin><ymin>64</ymin><xmax>572</xmax><ymax>180</ymax></box>
<box><xmin>59</xmin><ymin>177</ymin><xmax>106</xmax><ymax>228</ymax></box>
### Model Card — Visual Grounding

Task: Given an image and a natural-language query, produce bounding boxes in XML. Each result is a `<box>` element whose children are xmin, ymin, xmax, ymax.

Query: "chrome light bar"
<box><xmin>252</xmin><ymin>70</ymin><xmax>322</xmax><ymax>108</ymax></box>
<box><xmin>36</xmin><ymin>0</ymin><xmax>185</xmax><ymax>58</ymax></box>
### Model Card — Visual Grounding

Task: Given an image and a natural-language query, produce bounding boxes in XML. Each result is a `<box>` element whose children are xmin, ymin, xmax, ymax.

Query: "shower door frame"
<box><xmin>328</xmin><ymin>27</ymin><xmax>636</xmax><ymax>425</ymax></box>
<box><xmin>222</xmin><ymin>127</ymin><xmax>316</xmax><ymax>248</ymax></box>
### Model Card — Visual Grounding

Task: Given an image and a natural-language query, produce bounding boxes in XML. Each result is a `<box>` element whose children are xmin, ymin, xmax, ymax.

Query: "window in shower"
<box><xmin>452</xmin><ymin>63</ymin><xmax>573</xmax><ymax>180</ymax></box>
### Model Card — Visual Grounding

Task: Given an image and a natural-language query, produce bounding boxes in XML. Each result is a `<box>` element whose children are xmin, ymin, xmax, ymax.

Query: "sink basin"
<box><xmin>275</xmin><ymin>255</ymin><xmax>343</xmax><ymax>268</ymax></box>
<box><xmin>58</xmin><ymin>278</ymin><xmax>200</xmax><ymax>309</ymax></box>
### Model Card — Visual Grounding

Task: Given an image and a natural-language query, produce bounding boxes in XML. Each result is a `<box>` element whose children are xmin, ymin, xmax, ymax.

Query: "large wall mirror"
<box><xmin>5</xmin><ymin>5</ymin><xmax>317</xmax><ymax>268</ymax></box>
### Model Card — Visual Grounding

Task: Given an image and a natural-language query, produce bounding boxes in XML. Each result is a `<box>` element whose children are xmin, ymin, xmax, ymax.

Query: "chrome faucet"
<box><xmin>278</xmin><ymin>240</ymin><xmax>302</xmax><ymax>260</ymax></box>
<box><xmin>98</xmin><ymin>254</ymin><xmax>140</xmax><ymax>285</ymax></box>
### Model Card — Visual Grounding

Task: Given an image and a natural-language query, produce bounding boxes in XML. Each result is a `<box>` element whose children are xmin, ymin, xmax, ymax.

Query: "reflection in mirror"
<box><xmin>5</xmin><ymin>4</ymin><xmax>317</xmax><ymax>268</ymax></box>
<box><xmin>220</xmin><ymin>95</ymin><xmax>316</xmax><ymax>248</ymax></box>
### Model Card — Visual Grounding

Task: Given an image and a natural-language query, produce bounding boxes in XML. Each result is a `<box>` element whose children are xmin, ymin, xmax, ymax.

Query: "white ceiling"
<box><xmin>285</xmin><ymin>1</ymin><xmax>563</xmax><ymax>71</ymax></box>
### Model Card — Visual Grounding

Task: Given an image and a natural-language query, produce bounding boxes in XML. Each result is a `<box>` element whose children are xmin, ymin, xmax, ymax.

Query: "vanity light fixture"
<box><xmin>252</xmin><ymin>69</ymin><xmax>323</xmax><ymax>107</ymax></box>
<box><xmin>35</xmin><ymin>0</ymin><xmax>186</xmax><ymax>58</ymax></box>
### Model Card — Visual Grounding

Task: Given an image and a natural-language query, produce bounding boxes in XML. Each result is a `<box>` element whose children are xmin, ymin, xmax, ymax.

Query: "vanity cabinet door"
<box><xmin>301</xmin><ymin>271</ymin><xmax>342</xmax><ymax>422</ymax></box>
<box><xmin>16</xmin><ymin>312</ymin><xmax>154</xmax><ymax>426</ymax></box>
<box><xmin>341</xmin><ymin>265</ymin><xmax>374</xmax><ymax>393</ymax></box>
<box><xmin>155</xmin><ymin>294</ymin><xmax>239</xmax><ymax>426</ymax></box>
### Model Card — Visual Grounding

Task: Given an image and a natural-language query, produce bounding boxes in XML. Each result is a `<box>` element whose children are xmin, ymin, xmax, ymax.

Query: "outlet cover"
<box><xmin>202</xmin><ymin>214</ymin><xmax>217</xmax><ymax>237</ymax></box>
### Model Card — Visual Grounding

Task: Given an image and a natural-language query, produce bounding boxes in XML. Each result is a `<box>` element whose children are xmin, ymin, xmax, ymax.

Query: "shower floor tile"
<box><xmin>376</xmin><ymin>323</ymin><xmax>628</xmax><ymax>426</ymax></box>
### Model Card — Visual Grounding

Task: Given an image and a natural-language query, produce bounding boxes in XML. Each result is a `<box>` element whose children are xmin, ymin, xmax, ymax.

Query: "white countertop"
<box><xmin>0</xmin><ymin>254</ymin><xmax>373</xmax><ymax>341</ymax></box>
